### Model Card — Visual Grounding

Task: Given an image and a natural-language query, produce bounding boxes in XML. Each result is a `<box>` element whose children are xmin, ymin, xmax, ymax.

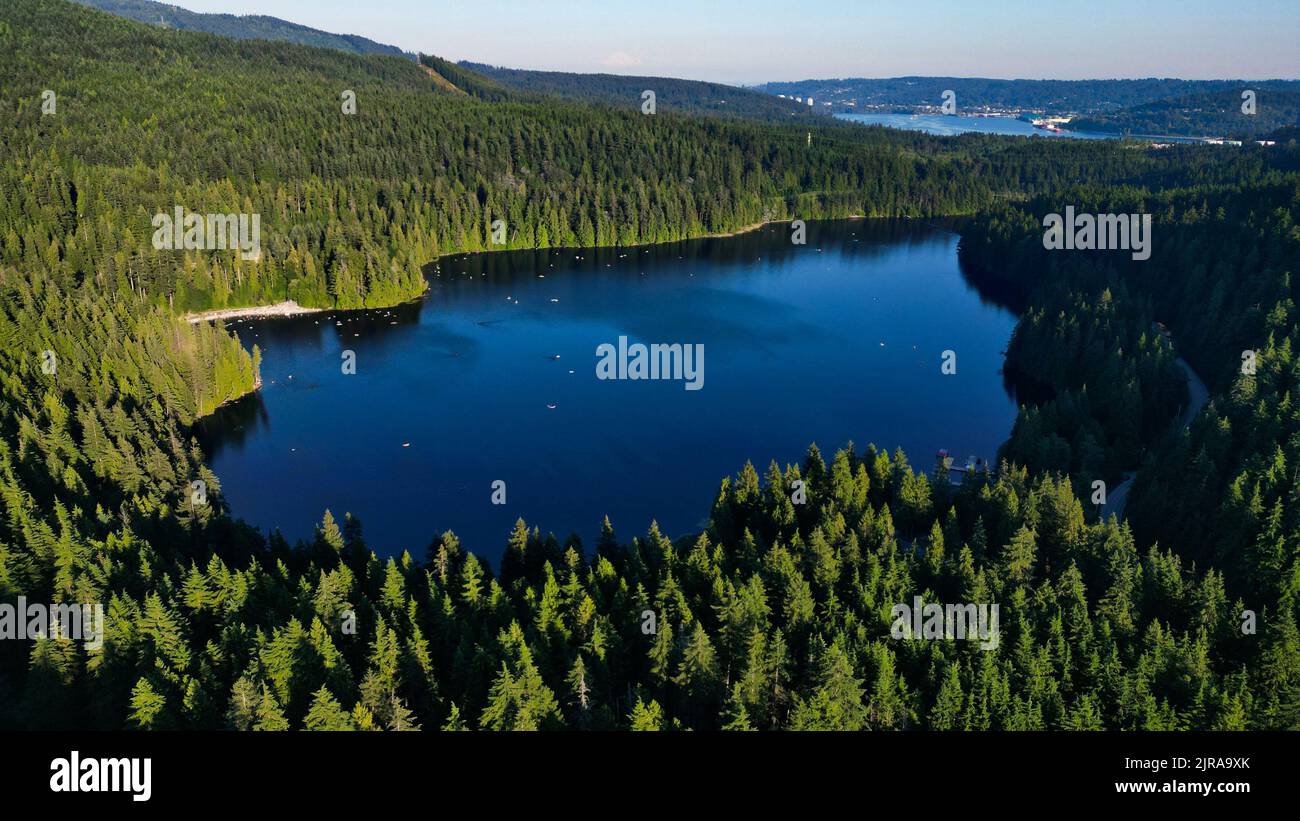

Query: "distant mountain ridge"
<box><xmin>70</xmin><ymin>0</ymin><xmax>1298</xmax><ymax>137</ymax></box>
<box><xmin>1069</xmin><ymin>88</ymin><xmax>1300</xmax><ymax>139</ymax></box>
<box><xmin>461</xmin><ymin>61</ymin><xmax>820</xmax><ymax>122</ymax></box>
<box><xmin>72</xmin><ymin>0</ymin><xmax>412</xmax><ymax>58</ymax></box>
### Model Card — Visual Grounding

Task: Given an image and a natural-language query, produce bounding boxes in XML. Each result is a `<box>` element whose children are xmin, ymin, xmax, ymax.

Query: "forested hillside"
<box><xmin>1</xmin><ymin>0</ymin><xmax>1065</xmax><ymax>316</ymax></box>
<box><xmin>11</xmin><ymin>0</ymin><xmax>1257</xmax><ymax>316</ymax></box>
<box><xmin>1070</xmin><ymin>89</ymin><xmax>1300</xmax><ymax>138</ymax></box>
<box><xmin>73</xmin><ymin>0</ymin><xmax>411</xmax><ymax>57</ymax></box>
<box><xmin>959</xmin><ymin>175</ymin><xmax>1300</xmax><ymax>729</ymax></box>
<box><xmin>461</xmin><ymin>61</ymin><xmax>819</xmax><ymax>121</ymax></box>
<box><xmin>0</xmin><ymin>0</ymin><xmax>1297</xmax><ymax>731</ymax></box>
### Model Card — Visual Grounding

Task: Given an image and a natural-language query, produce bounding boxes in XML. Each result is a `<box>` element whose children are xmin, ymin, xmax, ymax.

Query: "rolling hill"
<box><xmin>73</xmin><ymin>0</ymin><xmax>411</xmax><ymax>57</ymax></box>
<box><xmin>461</xmin><ymin>61</ymin><xmax>821</xmax><ymax>121</ymax></box>
<box><xmin>1069</xmin><ymin>88</ymin><xmax>1300</xmax><ymax>139</ymax></box>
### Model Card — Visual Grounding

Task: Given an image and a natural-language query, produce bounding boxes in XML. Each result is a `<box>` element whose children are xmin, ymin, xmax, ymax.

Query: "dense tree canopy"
<box><xmin>0</xmin><ymin>0</ymin><xmax>1297</xmax><ymax>731</ymax></box>
<box><xmin>1070</xmin><ymin>89</ymin><xmax>1300</xmax><ymax>139</ymax></box>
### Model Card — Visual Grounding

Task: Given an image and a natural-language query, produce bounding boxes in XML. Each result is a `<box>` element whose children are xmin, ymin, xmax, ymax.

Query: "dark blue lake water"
<box><xmin>201</xmin><ymin>219</ymin><xmax>1019</xmax><ymax>560</ymax></box>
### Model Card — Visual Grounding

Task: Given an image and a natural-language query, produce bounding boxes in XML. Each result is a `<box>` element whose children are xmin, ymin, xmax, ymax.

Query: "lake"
<box><xmin>835</xmin><ymin>112</ymin><xmax>1209</xmax><ymax>143</ymax></box>
<box><xmin>832</xmin><ymin>111</ymin><xmax>1118</xmax><ymax>138</ymax></box>
<box><xmin>201</xmin><ymin>219</ymin><xmax>1020</xmax><ymax>560</ymax></box>
<box><xmin>837</xmin><ymin>112</ymin><xmax>1112</xmax><ymax>139</ymax></box>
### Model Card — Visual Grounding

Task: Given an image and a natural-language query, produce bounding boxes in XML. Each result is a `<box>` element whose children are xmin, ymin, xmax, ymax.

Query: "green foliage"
<box><xmin>0</xmin><ymin>0</ymin><xmax>1296</xmax><ymax>733</ymax></box>
<box><xmin>461</xmin><ymin>61</ymin><xmax>820</xmax><ymax>121</ymax></box>
<box><xmin>73</xmin><ymin>0</ymin><xmax>410</xmax><ymax>57</ymax></box>
<box><xmin>1071</xmin><ymin>89</ymin><xmax>1300</xmax><ymax>139</ymax></box>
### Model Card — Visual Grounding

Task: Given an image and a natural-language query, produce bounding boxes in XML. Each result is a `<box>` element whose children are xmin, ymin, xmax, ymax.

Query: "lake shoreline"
<box><xmin>186</xmin><ymin>216</ymin><xmax>886</xmax><ymax>327</ymax></box>
<box><xmin>188</xmin><ymin>215</ymin><xmax>882</xmax><ymax>419</ymax></box>
<box><xmin>205</xmin><ymin>218</ymin><xmax>1021</xmax><ymax>555</ymax></box>
<box><xmin>184</xmin><ymin>300</ymin><xmax>325</xmax><ymax>324</ymax></box>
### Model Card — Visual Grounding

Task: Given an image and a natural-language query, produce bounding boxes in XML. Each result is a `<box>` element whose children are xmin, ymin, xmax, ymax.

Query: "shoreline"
<box><xmin>184</xmin><ymin>216</ymin><xmax>887</xmax><ymax>326</ymax></box>
<box><xmin>186</xmin><ymin>215</ymin><xmax>888</xmax><ymax>419</ymax></box>
<box><xmin>184</xmin><ymin>300</ymin><xmax>324</xmax><ymax>324</ymax></box>
<box><xmin>701</xmin><ymin>214</ymin><xmax>883</xmax><ymax>239</ymax></box>
<box><xmin>434</xmin><ymin>215</ymin><xmax>881</xmax><ymax>262</ymax></box>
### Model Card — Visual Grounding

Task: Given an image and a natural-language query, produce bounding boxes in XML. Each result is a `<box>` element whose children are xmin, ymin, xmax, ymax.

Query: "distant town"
<box><xmin>775</xmin><ymin>93</ymin><xmax>1280</xmax><ymax>146</ymax></box>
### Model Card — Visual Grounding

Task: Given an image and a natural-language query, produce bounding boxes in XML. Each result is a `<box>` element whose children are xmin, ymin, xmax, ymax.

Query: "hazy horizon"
<box><xmin>164</xmin><ymin>0</ymin><xmax>1299</xmax><ymax>84</ymax></box>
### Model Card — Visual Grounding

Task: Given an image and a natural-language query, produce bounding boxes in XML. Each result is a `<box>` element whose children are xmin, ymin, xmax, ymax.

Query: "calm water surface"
<box><xmin>838</xmin><ymin>112</ymin><xmax>1098</xmax><ymax>138</ymax></box>
<box><xmin>202</xmin><ymin>220</ymin><xmax>1019</xmax><ymax>560</ymax></box>
<box><xmin>835</xmin><ymin>112</ymin><xmax>1207</xmax><ymax>142</ymax></box>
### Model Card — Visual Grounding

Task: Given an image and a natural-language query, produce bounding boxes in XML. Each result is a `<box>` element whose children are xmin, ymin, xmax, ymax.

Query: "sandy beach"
<box><xmin>184</xmin><ymin>300</ymin><xmax>324</xmax><ymax>324</ymax></box>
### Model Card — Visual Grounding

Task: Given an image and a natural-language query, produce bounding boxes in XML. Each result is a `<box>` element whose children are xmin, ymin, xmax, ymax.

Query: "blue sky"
<box><xmin>179</xmin><ymin>0</ymin><xmax>1300</xmax><ymax>83</ymax></box>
